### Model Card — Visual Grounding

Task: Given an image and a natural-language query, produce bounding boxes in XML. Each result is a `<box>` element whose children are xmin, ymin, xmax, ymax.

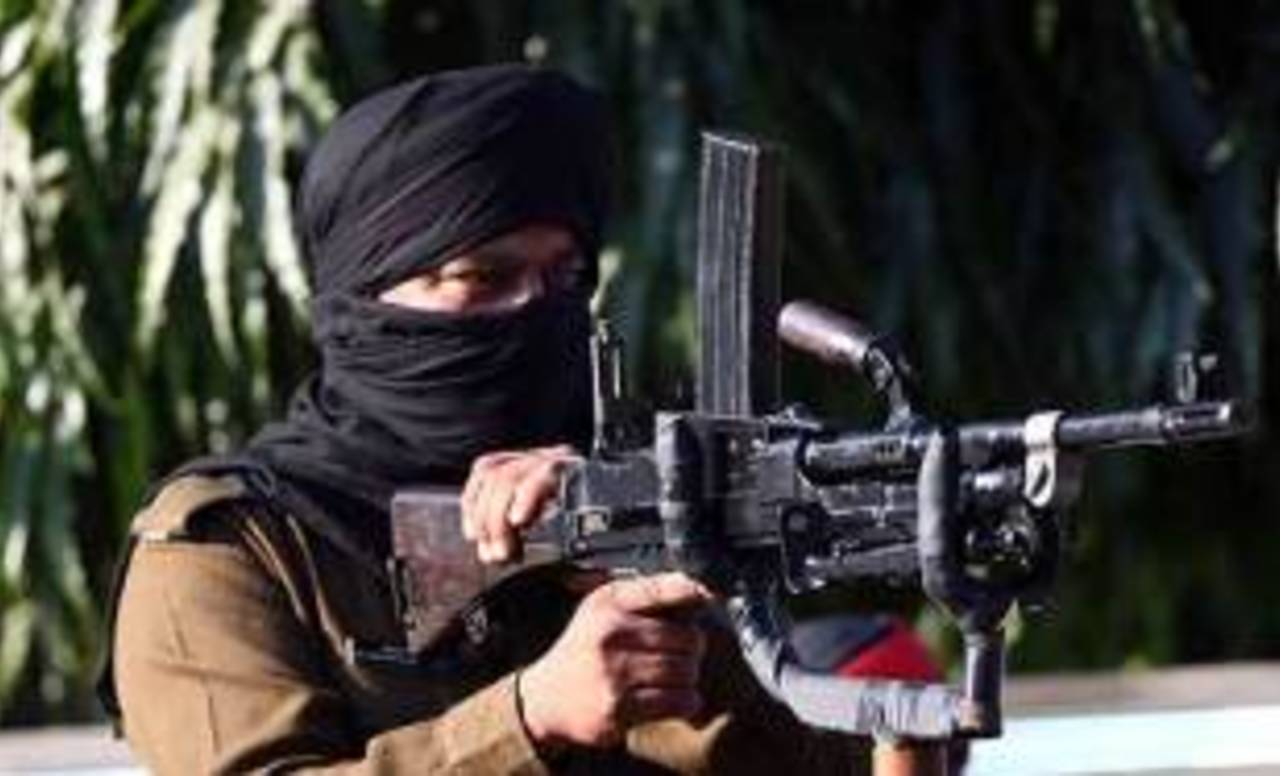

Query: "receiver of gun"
<box><xmin>392</xmin><ymin>387</ymin><xmax>1250</xmax><ymax>655</ymax></box>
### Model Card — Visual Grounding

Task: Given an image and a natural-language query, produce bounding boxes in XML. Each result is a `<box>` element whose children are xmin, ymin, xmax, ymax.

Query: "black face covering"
<box><xmin>254</xmin><ymin>290</ymin><xmax>593</xmax><ymax>503</ymax></box>
<box><xmin>180</xmin><ymin>65</ymin><xmax>611</xmax><ymax>537</ymax></box>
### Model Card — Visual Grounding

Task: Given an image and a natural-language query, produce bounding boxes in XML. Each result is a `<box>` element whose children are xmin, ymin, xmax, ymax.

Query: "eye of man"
<box><xmin>428</xmin><ymin>249</ymin><xmax>587</xmax><ymax>304</ymax></box>
<box><xmin>435</xmin><ymin>263</ymin><xmax>520</xmax><ymax>290</ymax></box>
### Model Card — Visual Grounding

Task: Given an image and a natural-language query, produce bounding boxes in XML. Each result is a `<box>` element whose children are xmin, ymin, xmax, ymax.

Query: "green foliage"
<box><xmin>0</xmin><ymin>0</ymin><xmax>333</xmax><ymax>720</ymax></box>
<box><xmin>0</xmin><ymin>0</ymin><xmax>1276</xmax><ymax>722</ymax></box>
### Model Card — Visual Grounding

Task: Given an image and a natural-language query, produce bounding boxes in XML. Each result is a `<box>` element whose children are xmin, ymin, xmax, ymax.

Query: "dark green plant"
<box><xmin>0</xmin><ymin>0</ymin><xmax>333</xmax><ymax>721</ymax></box>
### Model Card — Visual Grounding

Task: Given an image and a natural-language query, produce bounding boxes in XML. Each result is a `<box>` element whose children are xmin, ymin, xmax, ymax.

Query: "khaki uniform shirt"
<box><xmin>107</xmin><ymin>474</ymin><xmax>871</xmax><ymax>774</ymax></box>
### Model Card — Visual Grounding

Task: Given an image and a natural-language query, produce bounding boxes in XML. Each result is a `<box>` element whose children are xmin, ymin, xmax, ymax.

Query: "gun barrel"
<box><xmin>1058</xmin><ymin>401</ymin><xmax>1251</xmax><ymax>447</ymax></box>
<box><xmin>801</xmin><ymin>400</ymin><xmax>1252</xmax><ymax>478</ymax></box>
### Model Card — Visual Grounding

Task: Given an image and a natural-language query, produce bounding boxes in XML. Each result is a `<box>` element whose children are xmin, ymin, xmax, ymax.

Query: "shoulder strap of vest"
<box><xmin>166</xmin><ymin>453</ymin><xmax>388</xmax><ymax>580</ymax></box>
<box><xmin>130</xmin><ymin>474</ymin><xmax>250</xmax><ymax>541</ymax></box>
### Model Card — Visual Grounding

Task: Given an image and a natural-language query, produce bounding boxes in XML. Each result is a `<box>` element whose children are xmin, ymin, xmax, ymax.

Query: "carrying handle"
<box><xmin>779</xmin><ymin>301</ymin><xmax>921</xmax><ymax>428</ymax></box>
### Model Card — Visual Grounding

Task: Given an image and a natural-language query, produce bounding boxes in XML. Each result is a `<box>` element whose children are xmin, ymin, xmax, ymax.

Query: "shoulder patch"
<box><xmin>132</xmin><ymin>475</ymin><xmax>250</xmax><ymax>542</ymax></box>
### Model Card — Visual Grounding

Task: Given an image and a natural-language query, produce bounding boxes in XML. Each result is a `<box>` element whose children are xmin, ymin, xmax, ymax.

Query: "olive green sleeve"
<box><xmin>113</xmin><ymin>535</ymin><xmax>549</xmax><ymax>775</ymax></box>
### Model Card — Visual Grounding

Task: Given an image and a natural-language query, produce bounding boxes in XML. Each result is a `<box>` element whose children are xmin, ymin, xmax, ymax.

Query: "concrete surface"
<box><xmin>3</xmin><ymin>662</ymin><xmax>1280</xmax><ymax>774</ymax></box>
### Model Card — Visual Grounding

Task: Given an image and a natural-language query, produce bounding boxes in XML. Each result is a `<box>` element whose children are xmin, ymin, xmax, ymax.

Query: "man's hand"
<box><xmin>461</xmin><ymin>445</ymin><xmax>577</xmax><ymax>563</ymax></box>
<box><xmin>873</xmin><ymin>741</ymin><xmax>949</xmax><ymax>776</ymax></box>
<box><xmin>517</xmin><ymin>572</ymin><xmax>712</xmax><ymax>751</ymax></box>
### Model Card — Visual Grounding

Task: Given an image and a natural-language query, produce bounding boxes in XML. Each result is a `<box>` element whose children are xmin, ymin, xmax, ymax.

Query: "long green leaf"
<box><xmin>72</xmin><ymin>0</ymin><xmax>118</xmax><ymax>159</ymax></box>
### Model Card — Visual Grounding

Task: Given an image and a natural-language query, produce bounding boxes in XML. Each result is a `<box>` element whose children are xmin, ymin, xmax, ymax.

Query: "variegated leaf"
<box><xmin>198</xmin><ymin>119</ymin><xmax>241</xmax><ymax>364</ymax></box>
<box><xmin>139</xmin><ymin>0</ymin><xmax>222</xmax><ymax>195</ymax></box>
<box><xmin>72</xmin><ymin>0</ymin><xmax>118</xmax><ymax>159</ymax></box>
<box><xmin>135</xmin><ymin>105</ymin><xmax>219</xmax><ymax>353</ymax></box>
<box><xmin>248</xmin><ymin>72</ymin><xmax>309</xmax><ymax>318</ymax></box>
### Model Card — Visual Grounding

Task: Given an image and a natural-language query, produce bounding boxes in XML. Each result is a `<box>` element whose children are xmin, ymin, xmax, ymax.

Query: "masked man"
<box><xmin>101</xmin><ymin>64</ymin><xmax>943</xmax><ymax>775</ymax></box>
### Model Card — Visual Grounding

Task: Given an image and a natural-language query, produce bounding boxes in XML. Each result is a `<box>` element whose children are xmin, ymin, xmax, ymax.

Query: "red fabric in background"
<box><xmin>837</xmin><ymin>618</ymin><xmax>942</xmax><ymax>682</ymax></box>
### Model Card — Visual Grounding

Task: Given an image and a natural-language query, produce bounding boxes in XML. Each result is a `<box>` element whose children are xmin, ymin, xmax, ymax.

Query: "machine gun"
<box><xmin>390</xmin><ymin>133</ymin><xmax>1253</xmax><ymax>741</ymax></box>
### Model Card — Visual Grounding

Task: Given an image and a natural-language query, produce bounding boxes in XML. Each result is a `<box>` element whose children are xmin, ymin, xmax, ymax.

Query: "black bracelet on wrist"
<box><xmin>514</xmin><ymin>669</ymin><xmax>568</xmax><ymax>763</ymax></box>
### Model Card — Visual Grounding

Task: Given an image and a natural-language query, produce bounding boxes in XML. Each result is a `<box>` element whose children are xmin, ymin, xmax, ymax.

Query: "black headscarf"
<box><xmin>184</xmin><ymin>65</ymin><xmax>611</xmax><ymax>555</ymax></box>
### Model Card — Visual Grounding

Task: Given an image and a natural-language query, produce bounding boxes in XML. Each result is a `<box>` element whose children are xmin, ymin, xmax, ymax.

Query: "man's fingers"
<box><xmin>462</xmin><ymin>451</ymin><xmax>518</xmax><ymax>541</ymax></box>
<box><xmin>463</xmin><ymin>451</ymin><xmax>518</xmax><ymax>506</ymax></box>
<box><xmin>603</xmin><ymin>573</ymin><xmax>713</xmax><ymax>615</ymax></box>
<box><xmin>616</xmin><ymin>651</ymin><xmax>702</xmax><ymax>688</ymax></box>
<box><xmin>476</xmin><ymin>466</ymin><xmax>519</xmax><ymax>561</ymax></box>
<box><xmin>474</xmin><ymin>452</ymin><xmax>564</xmax><ymax>562</ymax></box>
<box><xmin>608</xmin><ymin>616</ymin><xmax>706</xmax><ymax>657</ymax></box>
<box><xmin>462</xmin><ymin>445</ymin><xmax>581</xmax><ymax>562</ymax></box>
<box><xmin>620</xmin><ymin>687</ymin><xmax>703</xmax><ymax>725</ymax></box>
<box><xmin>506</xmin><ymin>456</ymin><xmax>564</xmax><ymax>530</ymax></box>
